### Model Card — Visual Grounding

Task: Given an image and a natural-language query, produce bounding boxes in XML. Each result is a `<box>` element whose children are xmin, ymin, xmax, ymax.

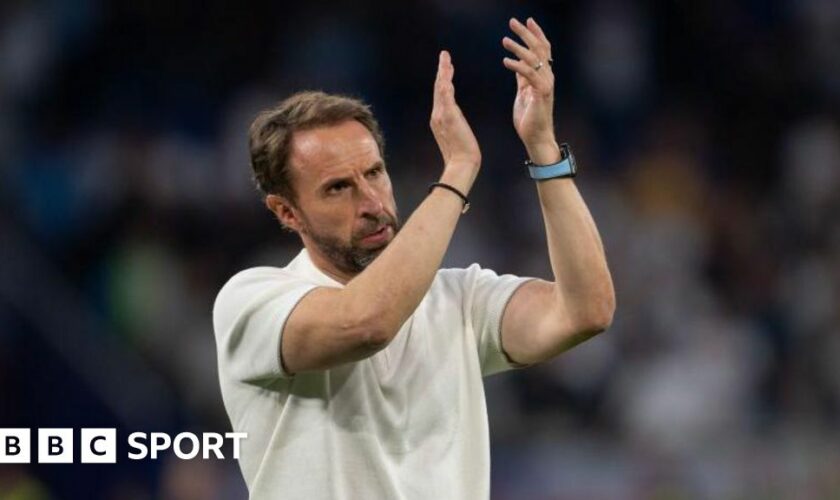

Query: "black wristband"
<box><xmin>428</xmin><ymin>182</ymin><xmax>470</xmax><ymax>214</ymax></box>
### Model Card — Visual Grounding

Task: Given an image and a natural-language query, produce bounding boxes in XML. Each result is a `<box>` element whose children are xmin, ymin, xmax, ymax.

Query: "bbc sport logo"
<box><xmin>0</xmin><ymin>429</ymin><xmax>246</xmax><ymax>464</ymax></box>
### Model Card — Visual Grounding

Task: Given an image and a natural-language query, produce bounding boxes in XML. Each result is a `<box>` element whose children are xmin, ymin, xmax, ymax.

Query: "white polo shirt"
<box><xmin>213</xmin><ymin>248</ymin><xmax>532</xmax><ymax>499</ymax></box>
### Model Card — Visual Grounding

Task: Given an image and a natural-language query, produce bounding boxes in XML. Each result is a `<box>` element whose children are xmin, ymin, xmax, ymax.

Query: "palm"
<box><xmin>512</xmin><ymin>75</ymin><xmax>553</xmax><ymax>145</ymax></box>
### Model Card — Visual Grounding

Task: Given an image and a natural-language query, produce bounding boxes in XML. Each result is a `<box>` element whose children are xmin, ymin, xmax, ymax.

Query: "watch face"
<box><xmin>560</xmin><ymin>143</ymin><xmax>577</xmax><ymax>175</ymax></box>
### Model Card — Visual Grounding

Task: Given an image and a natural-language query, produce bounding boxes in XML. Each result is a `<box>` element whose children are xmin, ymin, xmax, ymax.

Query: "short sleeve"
<box><xmin>461</xmin><ymin>264</ymin><xmax>535</xmax><ymax>377</ymax></box>
<box><xmin>213</xmin><ymin>268</ymin><xmax>319</xmax><ymax>384</ymax></box>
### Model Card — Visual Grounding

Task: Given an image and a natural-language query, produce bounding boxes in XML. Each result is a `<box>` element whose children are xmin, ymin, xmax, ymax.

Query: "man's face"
<box><xmin>276</xmin><ymin>119</ymin><xmax>400</xmax><ymax>279</ymax></box>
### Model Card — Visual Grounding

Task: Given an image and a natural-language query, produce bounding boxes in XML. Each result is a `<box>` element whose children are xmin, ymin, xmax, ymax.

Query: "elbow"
<box><xmin>588</xmin><ymin>304</ymin><xmax>614</xmax><ymax>335</ymax></box>
<box><xmin>592</xmin><ymin>287</ymin><xmax>617</xmax><ymax>333</ymax></box>
<box><xmin>588</xmin><ymin>271</ymin><xmax>616</xmax><ymax>331</ymax></box>
<box><xmin>337</xmin><ymin>294</ymin><xmax>399</xmax><ymax>358</ymax></box>
<box><xmin>359</xmin><ymin>325</ymin><xmax>394</xmax><ymax>353</ymax></box>
<box><xmin>532</xmin><ymin>287</ymin><xmax>616</xmax><ymax>363</ymax></box>
<box><xmin>576</xmin><ymin>288</ymin><xmax>616</xmax><ymax>336</ymax></box>
<box><xmin>344</xmin><ymin>309</ymin><xmax>395</xmax><ymax>354</ymax></box>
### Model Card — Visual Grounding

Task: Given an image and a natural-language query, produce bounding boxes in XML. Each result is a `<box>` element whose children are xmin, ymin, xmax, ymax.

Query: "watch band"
<box><xmin>525</xmin><ymin>142</ymin><xmax>577</xmax><ymax>180</ymax></box>
<box><xmin>527</xmin><ymin>158</ymin><xmax>574</xmax><ymax>180</ymax></box>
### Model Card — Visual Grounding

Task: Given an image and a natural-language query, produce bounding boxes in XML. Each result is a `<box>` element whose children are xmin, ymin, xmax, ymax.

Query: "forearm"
<box><xmin>341</xmin><ymin>167</ymin><xmax>474</xmax><ymax>346</ymax></box>
<box><xmin>335</xmin><ymin>49</ymin><xmax>480</xmax><ymax>350</ymax></box>
<box><xmin>529</xmin><ymin>143</ymin><xmax>615</xmax><ymax>330</ymax></box>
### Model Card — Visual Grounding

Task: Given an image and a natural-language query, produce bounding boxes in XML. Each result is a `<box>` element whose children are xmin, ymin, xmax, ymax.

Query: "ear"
<box><xmin>266</xmin><ymin>194</ymin><xmax>303</xmax><ymax>233</ymax></box>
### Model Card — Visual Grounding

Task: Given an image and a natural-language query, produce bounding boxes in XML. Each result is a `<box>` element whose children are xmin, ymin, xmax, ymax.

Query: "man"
<box><xmin>214</xmin><ymin>17</ymin><xmax>614</xmax><ymax>499</ymax></box>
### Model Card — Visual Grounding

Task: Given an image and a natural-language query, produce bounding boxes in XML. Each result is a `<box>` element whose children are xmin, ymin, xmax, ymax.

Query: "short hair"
<box><xmin>248</xmin><ymin>91</ymin><xmax>386</xmax><ymax>204</ymax></box>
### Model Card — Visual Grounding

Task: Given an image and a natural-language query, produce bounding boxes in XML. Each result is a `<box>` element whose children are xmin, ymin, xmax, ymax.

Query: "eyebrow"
<box><xmin>319</xmin><ymin>161</ymin><xmax>385</xmax><ymax>191</ymax></box>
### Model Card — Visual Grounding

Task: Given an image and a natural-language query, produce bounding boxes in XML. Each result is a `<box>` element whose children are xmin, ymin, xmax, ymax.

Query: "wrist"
<box><xmin>526</xmin><ymin>142</ymin><xmax>577</xmax><ymax>180</ymax></box>
<box><xmin>428</xmin><ymin>182</ymin><xmax>470</xmax><ymax>213</ymax></box>
<box><xmin>440</xmin><ymin>163</ymin><xmax>478</xmax><ymax>195</ymax></box>
<box><xmin>525</xmin><ymin>140</ymin><xmax>561</xmax><ymax>166</ymax></box>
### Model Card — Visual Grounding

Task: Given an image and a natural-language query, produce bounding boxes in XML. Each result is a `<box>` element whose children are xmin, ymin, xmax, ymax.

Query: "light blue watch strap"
<box><xmin>528</xmin><ymin>158</ymin><xmax>573</xmax><ymax>180</ymax></box>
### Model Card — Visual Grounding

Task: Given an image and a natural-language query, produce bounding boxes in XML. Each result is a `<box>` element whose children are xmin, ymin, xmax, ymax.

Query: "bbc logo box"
<box><xmin>39</xmin><ymin>428</ymin><xmax>74</xmax><ymax>463</ymax></box>
<box><xmin>0</xmin><ymin>429</ymin><xmax>31</xmax><ymax>463</ymax></box>
<box><xmin>80</xmin><ymin>428</ymin><xmax>116</xmax><ymax>463</ymax></box>
<box><xmin>1</xmin><ymin>428</ymin><xmax>117</xmax><ymax>463</ymax></box>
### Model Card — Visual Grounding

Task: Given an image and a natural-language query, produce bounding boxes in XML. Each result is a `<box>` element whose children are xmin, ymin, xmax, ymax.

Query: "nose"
<box><xmin>356</xmin><ymin>179</ymin><xmax>385</xmax><ymax>218</ymax></box>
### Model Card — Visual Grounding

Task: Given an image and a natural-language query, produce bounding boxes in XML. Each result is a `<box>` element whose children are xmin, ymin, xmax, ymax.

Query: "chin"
<box><xmin>364</xmin><ymin>239</ymin><xmax>391</xmax><ymax>253</ymax></box>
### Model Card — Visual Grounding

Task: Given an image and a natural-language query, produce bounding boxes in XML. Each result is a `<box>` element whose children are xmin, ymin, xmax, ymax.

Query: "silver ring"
<box><xmin>534</xmin><ymin>61</ymin><xmax>544</xmax><ymax>71</ymax></box>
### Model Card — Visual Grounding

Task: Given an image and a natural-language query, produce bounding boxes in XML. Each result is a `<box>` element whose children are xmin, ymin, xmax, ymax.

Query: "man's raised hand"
<box><xmin>502</xmin><ymin>17</ymin><xmax>559</xmax><ymax>164</ymax></box>
<box><xmin>430</xmin><ymin>50</ymin><xmax>481</xmax><ymax>193</ymax></box>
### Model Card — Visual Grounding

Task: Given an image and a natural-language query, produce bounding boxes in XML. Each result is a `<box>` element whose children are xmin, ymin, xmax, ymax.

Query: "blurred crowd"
<box><xmin>1</xmin><ymin>1</ymin><xmax>839</xmax><ymax>499</ymax></box>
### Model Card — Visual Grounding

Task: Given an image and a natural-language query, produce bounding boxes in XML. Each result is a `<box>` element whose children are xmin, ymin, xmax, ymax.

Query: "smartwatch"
<box><xmin>525</xmin><ymin>143</ymin><xmax>577</xmax><ymax>180</ymax></box>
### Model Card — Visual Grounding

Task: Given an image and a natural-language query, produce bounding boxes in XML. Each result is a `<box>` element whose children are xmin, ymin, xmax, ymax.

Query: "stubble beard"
<box><xmin>302</xmin><ymin>211</ymin><xmax>401</xmax><ymax>275</ymax></box>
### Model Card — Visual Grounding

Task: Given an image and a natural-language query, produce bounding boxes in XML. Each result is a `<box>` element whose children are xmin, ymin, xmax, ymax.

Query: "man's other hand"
<box><xmin>502</xmin><ymin>17</ymin><xmax>559</xmax><ymax>165</ymax></box>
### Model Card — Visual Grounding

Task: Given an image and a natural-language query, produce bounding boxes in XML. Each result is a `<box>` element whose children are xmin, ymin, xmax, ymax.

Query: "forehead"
<box><xmin>288</xmin><ymin>120</ymin><xmax>381</xmax><ymax>183</ymax></box>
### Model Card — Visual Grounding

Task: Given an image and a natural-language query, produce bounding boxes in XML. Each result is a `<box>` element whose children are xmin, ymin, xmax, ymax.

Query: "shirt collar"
<box><xmin>287</xmin><ymin>248</ymin><xmax>345</xmax><ymax>288</ymax></box>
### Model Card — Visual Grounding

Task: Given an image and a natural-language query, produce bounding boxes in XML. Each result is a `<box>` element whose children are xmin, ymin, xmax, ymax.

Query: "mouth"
<box><xmin>359</xmin><ymin>225</ymin><xmax>392</xmax><ymax>246</ymax></box>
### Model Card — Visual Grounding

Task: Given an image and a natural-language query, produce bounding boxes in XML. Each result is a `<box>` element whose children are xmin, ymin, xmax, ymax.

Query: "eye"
<box><xmin>326</xmin><ymin>181</ymin><xmax>350</xmax><ymax>194</ymax></box>
<box><xmin>365</xmin><ymin>166</ymin><xmax>384</xmax><ymax>179</ymax></box>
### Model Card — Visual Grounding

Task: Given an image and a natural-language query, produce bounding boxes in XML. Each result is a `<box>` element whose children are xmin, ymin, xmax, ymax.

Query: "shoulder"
<box><xmin>434</xmin><ymin>264</ymin><xmax>481</xmax><ymax>290</ymax></box>
<box><xmin>434</xmin><ymin>263</ymin><xmax>507</xmax><ymax>288</ymax></box>
<box><xmin>436</xmin><ymin>263</ymin><xmax>484</xmax><ymax>281</ymax></box>
<box><xmin>212</xmin><ymin>266</ymin><xmax>316</xmax><ymax>332</ymax></box>
<box><xmin>431</xmin><ymin>263</ymin><xmax>499</xmax><ymax>300</ymax></box>
<box><xmin>434</xmin><ymin>263</ymin><xmax>533</xmax><ymax>305</ymax></box>
<box><xmin>214</xmin><ymin>247</ymin><xmax>336</xmax><ymax>303</ymax></box>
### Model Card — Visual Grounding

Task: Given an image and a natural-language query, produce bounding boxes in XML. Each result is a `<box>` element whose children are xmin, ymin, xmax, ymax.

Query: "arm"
<box><xmin>499</xmin><ymin>17</ymin><xmax>615</xmax><ymax>365</ymax></box>
<box><xmin>283</xmin><ymin>51</ymin><xmax>481</xmax><ymax>374</ymax></box>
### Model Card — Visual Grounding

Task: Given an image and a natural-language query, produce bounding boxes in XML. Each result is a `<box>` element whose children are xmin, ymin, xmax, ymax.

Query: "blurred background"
<box><xmin>1</xmin><ymin>0</ymin><xmax>839</xmax><ymax>498</ymax></box>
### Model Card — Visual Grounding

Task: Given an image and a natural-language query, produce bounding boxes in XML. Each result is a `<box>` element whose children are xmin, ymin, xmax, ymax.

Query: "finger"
<box><xmin>502</xmin><ymin>36</ymin><xmax>540</xmax><ymax>67</ymax></box>
<box><xmin>434</xmin><ymin>50</ymin><xmax>455</xmax><ymax>107</ymax></box>
<box><xmin>509</xmin><ymin>17</ymin><xmax>542</xmax><ymax>53</ymax></box>
<box><xmin>434</xmin><ymin>50</ymin><xmax>451</xmax><ymax>87</ymax></box>
<box><xmin>503</xmin><ymin>57</ymin><xmax>551</xmax><ymax>93</ymax></box>
<box><xmin>526</xmin><ymin>17</ymin><xmax>550</xmax><ymax>46</ymax></box>
<box><xmin>440</xmin><ymin>50</ymin><xmax>454</xmax><ymax>82</ymax></box>
<box><xmin>501</xmin><ymin>36</ymin><xmax>538</xmax><ymax>91</ymax></box>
